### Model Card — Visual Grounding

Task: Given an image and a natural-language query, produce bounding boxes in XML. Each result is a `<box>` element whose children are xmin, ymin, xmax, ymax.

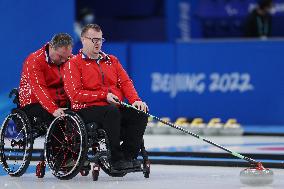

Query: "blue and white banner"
<box><xmin>130</xmin><ymin>41</ymin><xmax>284</xmax><ymax>125</ymax></box>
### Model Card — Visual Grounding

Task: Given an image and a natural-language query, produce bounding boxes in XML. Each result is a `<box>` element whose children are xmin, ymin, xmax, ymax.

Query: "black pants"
<box><xmin>78</xmin><ymin>105</ymin><xmax>148</xmax><ymax>162</ymax></box>
<box><xmin>21</xmin><ymin>103</ymin><xmax>54</xmax><ymax>127</ymax></box>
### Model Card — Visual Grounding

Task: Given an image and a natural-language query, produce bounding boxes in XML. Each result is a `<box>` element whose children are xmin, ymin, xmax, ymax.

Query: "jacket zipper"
<box><xmin>97</xmin><ymin>57</ymin><xmax>112</xmax><ymax>93</ymax></box>
<box><xmin>56</xmin><ymin>65</ymin><xmax>63</xmax><ymax>106</ymax></box>
<box><xmin>96</xmin><ymin>58</ymin><xmax>105</xmax><ymax>85</ymax></box>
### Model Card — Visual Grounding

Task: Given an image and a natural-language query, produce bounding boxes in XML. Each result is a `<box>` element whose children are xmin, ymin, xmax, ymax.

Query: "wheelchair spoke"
<box><xmin>57</xmin><ymin>119</ymin><xmax>67</xmax><ymax>138</ymax></box>
<box><xmin>53</xmin><ymin>146</ymin><xmax>63</xmax><ymax>160</ymax></box>
<box><xmin>69</xmin><ymin>126</ymin><xmax>78</xmax><ymax>140</ymax></box>
<box><xmin>62</xmin><ymin>117</ymin><xmax>68</xmax><ymax>131</ymax></box>
<box><xmin>59</xmin><ymin>153</ymin><xmax>68</xmax><ymax>169</ymax></box>
<box><xmin>70</xmin><ymin>142</ymin><xmax>81</xmax><ymax>147</ymax></box>
<box><xmin>14</xmin><ymin>128</ymin><xmax>24</xmax><ymax>139</ymax></box>
<box><xmin>51</xmin><ymin>133</ymin><xmax>64</xmax><ymax>144</ymax></box>
<box><xmin>67</xmin><ymin>148</ymin><xmax>79</xmax><ymax>156</ymax></box>
<box><xmin>13</xmin><ymin>115</ymin><xmax>25</xmax><ymax>140</ymax></box>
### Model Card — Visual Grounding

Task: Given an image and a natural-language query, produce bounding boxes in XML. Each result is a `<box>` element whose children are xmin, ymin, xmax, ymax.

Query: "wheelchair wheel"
<box><xmin>96</xmin><ymin>131</ymin><xmax>127</xmax><ymax>177</ymax></box>
<box><xmin>45</xmin><ymin>111</ymin><xmax>88</xmax><ymax>180</ymax></box>
<box><xmin>0</xmin><ymin>109</ymin><xmax>33</xmax><ymax>177</ymax></box>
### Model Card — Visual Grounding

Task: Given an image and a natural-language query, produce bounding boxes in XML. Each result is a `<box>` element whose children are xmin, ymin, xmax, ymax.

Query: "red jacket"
<box><xmin>19</xmin><ymin>44</ymin><xmax>68</xmax><ymax>114</ymax></box>
<box><xmin>63</xmin><ymin>51</ymin><xmax>141</xmax><ymax>110</ymax></box>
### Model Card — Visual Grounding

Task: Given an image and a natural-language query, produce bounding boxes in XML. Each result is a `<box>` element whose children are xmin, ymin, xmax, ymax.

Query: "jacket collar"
<box><xmin>80</xmin><ymin>50</ymin><xmax>110</xmax><ymax>61</ymax></box>
<box><xmin>44</xmin><ymin>43</ymin><xmax>54</xmax><ymax>64</ymax></box>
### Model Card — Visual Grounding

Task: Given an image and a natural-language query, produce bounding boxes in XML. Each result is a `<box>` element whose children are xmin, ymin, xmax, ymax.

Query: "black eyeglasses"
<box><xmin>84</xmin><ymin>36</ymin><xmax>106</xmax><ymax>43</ymax></box>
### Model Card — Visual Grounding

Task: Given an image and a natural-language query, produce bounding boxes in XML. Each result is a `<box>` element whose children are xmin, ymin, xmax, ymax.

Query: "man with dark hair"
<box><xmin>244</xmin><ymin>0</ymin><xmax>273</xmax><ymax>38</ymax></box>
<box><xmin>64</xmin><ymin>24</ymin><xmax>148</xmax><ymax>171</ymax></box>
<box><xmin>19</xmin><ymin>33</ymin><xmax>73</xmax><ymax>126</ymax></box>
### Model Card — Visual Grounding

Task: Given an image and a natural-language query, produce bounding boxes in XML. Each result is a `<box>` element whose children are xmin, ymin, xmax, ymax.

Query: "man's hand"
<box><xmin>53</xmin><ymin>108</ymin><xmax>68</xmax><ymax>117</ymax></box>
<box><xmin>107</xmin><ymin>93</ymin><xmax>120</xmax><ymax>105</ymax></box>
<box><xmin>132</xmin><ymin>101</ymin><xmax>149</xmax><ymax>112</ymax></box>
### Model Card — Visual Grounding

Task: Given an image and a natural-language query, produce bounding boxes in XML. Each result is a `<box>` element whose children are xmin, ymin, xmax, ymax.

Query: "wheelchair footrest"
<box><xmin>111</xmin><ymin>167</ymin><xmax>143</xmax><ymax>174</ymax></box>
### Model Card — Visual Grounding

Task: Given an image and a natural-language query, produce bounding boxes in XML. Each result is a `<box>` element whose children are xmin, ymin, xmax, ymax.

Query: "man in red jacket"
<box><xmin>19</xmin><ymin>33</ymin><xmax>73</xmax><ymax>127</ymax></box>
<box><xmin>64</xmin><ymin>24</ymin><xmax>148</xmax><ymax>170</ymax></box>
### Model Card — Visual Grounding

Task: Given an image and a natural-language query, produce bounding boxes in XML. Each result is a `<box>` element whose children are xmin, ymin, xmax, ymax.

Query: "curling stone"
<box><xmin>189</xmin><ymin>118</ymin><xmax>205</xmax><ymax>135</ymax></box>
<box><xmin>220</xmin><ymin>119</ymin><xmax>244</xmax><ymax>136</ymax></box>
<box><xmin>240</xmin><ymin>162</ymin><xmax>273</xmax><ymax>186</ymax></box>
<box><xmin>169</xmin><ymin>117</ymin><xmax>190</xmax><ymax>135</ymax></box>
<box><xmin>203</xmin><ymin>118</ymin><xmax>223</xmax><ymax>136</ymax></box>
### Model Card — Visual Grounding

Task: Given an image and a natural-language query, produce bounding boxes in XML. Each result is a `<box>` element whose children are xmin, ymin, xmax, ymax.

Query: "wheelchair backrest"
<box><xmin>9</xmin><ymin>88</ymin><xmax>20</xmax><ymax>108</ymax></box>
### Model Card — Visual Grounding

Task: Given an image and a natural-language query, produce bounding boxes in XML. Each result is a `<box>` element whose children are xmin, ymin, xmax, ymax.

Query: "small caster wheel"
<box><xmin>143</xmin><ymin>160</ymin><xmax>150</xmax><ymax>178</ymax></box>
<box><xmin>36</xmin><ymin>161</ymin><xmax>46</xmax><ymax>178</ymax></box>
<box><xmin>144</xmin><ymin>172</ymin><xmax>150</xmax><ymax>178</ymax></box>
<box><xmin>92</xmin><ymin>170</ymin><xmax>99</xmax><ymax>181</ymax></box>
<box><xmin>92</xmin><ymin>164</ymin><xmax>100</xmax><ymax>181</ymax></box>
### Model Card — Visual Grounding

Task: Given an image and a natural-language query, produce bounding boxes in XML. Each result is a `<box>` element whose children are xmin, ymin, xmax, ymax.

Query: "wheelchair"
<box><xmin>0</xmin><ymin>89</ymin><xmax>150</xmax><ymax>180</ymax></box>
<box><xmin>0</xmin><ymin>89</ymin><xmax>47</xmax><ymax>177</ymax></box>
<box><xmin>45</xmin><ymin>110</ymin><xmax>151</xmax><ymax>180</ymax></box>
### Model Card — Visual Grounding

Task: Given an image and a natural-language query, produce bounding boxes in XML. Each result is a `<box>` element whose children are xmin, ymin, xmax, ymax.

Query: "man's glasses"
<box><xmin>84</xmin><ymin>36</ymin><xmax>106</xmax><ymax>44</ymax></box>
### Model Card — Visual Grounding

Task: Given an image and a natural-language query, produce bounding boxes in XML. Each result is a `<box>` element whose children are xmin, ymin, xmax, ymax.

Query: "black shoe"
<box><xmin>111</xmin><ymin>160</ymin><xmax>133</xmax><ymax>170</ymax></box>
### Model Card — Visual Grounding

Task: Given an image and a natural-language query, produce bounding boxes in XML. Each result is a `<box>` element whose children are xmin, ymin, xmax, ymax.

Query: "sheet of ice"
<box><xmin>1</xmin><ymin>164</ymin><xmax>283</xmax><ymax>189</ymax></box>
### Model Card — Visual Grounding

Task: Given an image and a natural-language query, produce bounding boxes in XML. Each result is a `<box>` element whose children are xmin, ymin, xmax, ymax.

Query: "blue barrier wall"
<box><xmin>130</xmin><ymin>40</ymin><xmax>284</xmax><ymax>125</ymax></box>
<box><xmin>0</xmin><ymin>0</ymin><xmax>74</xmax><ymax>120</ymax></box>
<box><xmin>1</xmin><ymin>39</ymin><xmax>284</xmax><ymax>125</ymax></box>
<box><xmin>103</xmin><ymin>43</ymin><xmax>128</xmax><ymax>71</ymax></box>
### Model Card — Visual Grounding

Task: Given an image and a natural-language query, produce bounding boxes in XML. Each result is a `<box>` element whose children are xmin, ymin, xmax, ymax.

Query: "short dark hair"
<box><xmin>258</xmin><ymin>0</ymin><xmax>273</xmax><ymax>9</ymax></box>
<box><xmin>50</xmin><ymin>33</ymin><xmax>73</xmax><ymax>49</ymax></box>
<box><xmin>81</xmin><ymin>24</ymin><xmax>102</xmax><ymax>37</ymax></box>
